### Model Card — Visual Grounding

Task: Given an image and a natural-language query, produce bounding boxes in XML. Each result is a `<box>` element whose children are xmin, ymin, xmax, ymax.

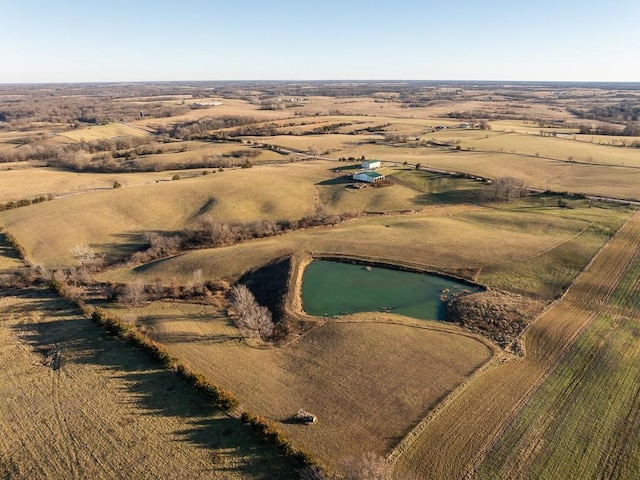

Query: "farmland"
<box><xmin>392</xmin><ymin>212</ymin><xmax>640</xmax><ymax>479</ymax></box>
<box><xmin>1</xmin><ymin>80</ymin><xmax>639</xmax><ymax>478</ymax></box>
<box><xmin>0</xmin><ymin>289</ymin><xmax>299</xmax><ymax>479</ymax></box>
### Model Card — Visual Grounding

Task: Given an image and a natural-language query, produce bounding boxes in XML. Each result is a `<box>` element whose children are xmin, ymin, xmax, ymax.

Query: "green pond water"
<box><xmin>302</xmin><ymin>260</ymin><xmax>481</xmax><ymax>320</ymax></box>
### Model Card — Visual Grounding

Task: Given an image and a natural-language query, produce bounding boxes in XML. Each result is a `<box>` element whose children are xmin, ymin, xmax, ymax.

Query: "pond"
<box><xmin>301</xmin><ymin>259</ymin><xmax>481</xmax><ymax>320</ymax></box>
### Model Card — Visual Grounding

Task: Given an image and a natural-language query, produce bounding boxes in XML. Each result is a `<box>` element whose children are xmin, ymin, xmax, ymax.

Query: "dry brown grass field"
<box><xmin>0</xmin><ymin>161</ymin><xmax>425</xmax><ymax>268</ymax></box>
<box><xmin>392</xmin><ymin>212</ymin><xmax>640</xmax><ymax>479</ymax></box>
<box><xmin>99</xmin><ymin>301</ymin><xmax>494</xmax><ymax>470</ymax></box>
<box><xmin>101</xmin><ymin>199</ymin><xmax>632</xmax><ymax>303</ymax></box>
<box><xmin>1</xmin><ymin>82</ymin><xmax>639</xmax><ymax>478</ymax></box>
<box><xmin>456</xmin><ymin>132</ymin><xmax>640</xmax><ymax>167</ymax></box>
<box><xmin>54</xmin><ymin>123</ymin><xmax>152</xmax><ymax>143</ymax></box>
<box><xmin>126</xmin><ymin>141</ymin><xmax>286</xmax><ymax>168</ymax></box>
<box><xmin>0</xmin><ymin>166</ymin><xmax>202</xmax><ymax>203</ymax></box>
<box><xmin>335</xmin><ymin>144</ymin><xmax>640</xmax><ymax>200</ymax></box>
<box><xmin>0</xmin><ymin>289</ymin><xmax>298</xmax><ymax>479</ymax></box>
<box><xmin>136</xmin><ymin>98</ymin><xmax>292</xmax><ymax>128</ymax></box>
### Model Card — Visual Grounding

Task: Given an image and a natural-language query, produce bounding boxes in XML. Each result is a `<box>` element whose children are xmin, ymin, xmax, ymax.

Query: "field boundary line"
<box><xmin>390</xmin><ymin>211</ymin><xmax>640</xmax><ymax>478</ymax></box>
<box><xmin>462</xmin><ymin>212</ymin><xmax>640</xmax><ymax>477</ymax></box>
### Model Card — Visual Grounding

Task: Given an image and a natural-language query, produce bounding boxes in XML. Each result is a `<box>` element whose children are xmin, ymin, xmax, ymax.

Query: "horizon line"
<box><xmin>1</xmin><ymin>79</ymin><xmax>640</xmax><ymax>87</ymax></box>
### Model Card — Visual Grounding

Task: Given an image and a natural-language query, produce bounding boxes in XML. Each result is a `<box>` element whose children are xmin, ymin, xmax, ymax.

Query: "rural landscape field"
<box><xmin>1</xmin><ymin>79</ymin><xmax>639</xmax><ymax>479</ymax></box>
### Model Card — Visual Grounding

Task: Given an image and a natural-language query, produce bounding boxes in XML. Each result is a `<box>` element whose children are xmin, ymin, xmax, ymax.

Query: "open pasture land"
<box><xmin>125</xmin><ymin>141</ymin><xmax>287</xmax><ymax>169</ymax></box>
<box><xmin>0</xmin><ymin>289</ymin><xmax>297</xmax><ymax>479</ymax></box>
<box><xmin>392</xmin><ymin>212</ymin><xmax>640</xmax><ymax>479</ymax></box>
<box><xmin>137</xmin><ymin>98</ymin><xmax>293</xmax><ymax>128</ymax></box>
<box><xmin>0</xmin><ymin>166</ymin><xmax>204</xmax><ymax>203</ymax></box>
<box><xmin>102</xmin><ymin>301</ymin><xmax>494</xmax><ymax>470</ymax></box>
<box><xmin>1</xmin><ymin>82</ymin><xmax>640</xmax><ymax>477</ymax></box>
<box><xmin>478</xmin><ymin>313</ymin><xmax>640</xmax><ymax>479</ymax></box>
<box><xmin>246</xmin><ymin>133</ymin><xmax>375</xmax><ymax>154</ymax></box>
<box><xmin>0</xmin><ymin>161</ymin><xmax>423</xmax><ymax>268</ymax></box>
<box><xmin>55</xmin><ymin>123</ymin><xmax>152</xmax><ymax>143</ymax></box>
<box><xmin>336</xmin><ymin>142</ymin><xmax>640</xmax><ymax>200</ymax></box>
<box><xmin>455</xmin><ymin>131</ymin><xmax>640</xmax><ymax>167</ymax></box>
<box><xmin>102</xmin><ymin>197</ymin><xmax>633</xmax><ymax>302</ymax></box>
<box><xmin>477</xmin><ymin>219</ymin><xmax>640</xmax><ymax>479</ymax></box>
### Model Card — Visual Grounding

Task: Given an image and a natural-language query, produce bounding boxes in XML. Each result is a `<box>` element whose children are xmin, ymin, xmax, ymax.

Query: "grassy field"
<box><xmin>0</xmin><ymin>289</ymin><xmax>298</xmax><ymax>479</ymax></box>
<box><xmin>477</xmin><ymin>314</ymin><xmax>640</xmax><ymax>479</ymax></box>
<box><xmin>455</xmin><ymin>132</ymin><xmax>640</xmax><ymax>167</ymax></box>
<box><xmin>99</xmin><ymin>195</ymin><xmax>633</xmax><ymax>302</ymax></box>
<box><xmin>99</xmin><ymin>301</ymin><xmax>494</xmax><ymax>470</ymax></box>
<box><xmin>125</xmin><ymin>141</ymin><xmax>287</xmax><ymax>169</ymax></box>
<box><xmin>55</xmin><ymin>123</ymin><xmax>152</xmax><ymax>142</ymax></box>
<box><xmin>2</xmin><ymin>83</ymin><xmax>640</xmax><ymax>477</ymax></box>
<box><xmin>476</xmin><ymin>223</ymin><xmax>640</xmax><ymax>479</ymax></box>
<box><xmin>0</xmin><ymin>161</ymin><xmax>423</xmax><ymax>268</ymax></box>
<box><xmin>334</xmin><ymin>143</ymin><xmax>640</xmax><ymax>200</ymax></box>
<box><xmin>0</xmin><ymin>166</ymin><xmax>204</xmax><ymax>203</ymax></box>
<box><xmin>391</xmin><ymin>212</ymin><xmax>640</xmax><ymax>479</ymax></box>
<box><xmin>0</xmin><ymin>232</ymin><xmax>24</xmax><ymax>273</ymax></box>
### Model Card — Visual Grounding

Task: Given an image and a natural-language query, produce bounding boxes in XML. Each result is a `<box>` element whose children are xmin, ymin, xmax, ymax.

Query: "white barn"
<box><xmin>353</xmin><ymin>171</ymin><xmax>385</xmax><ymax>183</ymax></box>
<box><xmin>361</xmin><ymin>160</ymin><xmax>381</xmax><ymax>170</ymax></box>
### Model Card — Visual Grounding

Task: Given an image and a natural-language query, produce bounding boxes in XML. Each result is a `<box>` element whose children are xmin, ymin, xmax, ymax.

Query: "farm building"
<box><xmin>361</xmin><ymin>160</ymin><xmax>381</xmax><ymax>169</ymax></box>
<box><xmin>353</xmin><ymin>171</ymin><xmax>385</xmax><ymax>183</ymax></box>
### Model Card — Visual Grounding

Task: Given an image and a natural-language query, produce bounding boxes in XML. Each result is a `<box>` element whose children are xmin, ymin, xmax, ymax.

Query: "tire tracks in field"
<box><xmin>466</xmin><ymin>215</ymin><xmax>640</xmax><ymax>478</ymax></box>
<box><xmin>391</xmin><ymin>211</ymin><xmax>640</xmax><ymax>479</ymax></box>
<box><xmin>49</xmin><ymin>369</ymin><xmax>83</xmax><ymax>479</ymax></box>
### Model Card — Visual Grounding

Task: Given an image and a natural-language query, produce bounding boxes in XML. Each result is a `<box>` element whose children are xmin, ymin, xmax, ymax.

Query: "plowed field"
<box><xmin>392</xmin><ymin>212</ymin><xmax>640</xmax><ymax>479</ymax></box>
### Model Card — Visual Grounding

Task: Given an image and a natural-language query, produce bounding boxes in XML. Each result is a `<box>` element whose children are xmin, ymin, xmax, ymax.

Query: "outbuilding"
<box><xmin>361</xmin><ymin>160</ymin><xmax>381</xmax><ymax>170</ymax></box>
<box><xmin>353</xmin><ymin>170</ymin><xmax>385</xmax><ymax>183</ymax></box>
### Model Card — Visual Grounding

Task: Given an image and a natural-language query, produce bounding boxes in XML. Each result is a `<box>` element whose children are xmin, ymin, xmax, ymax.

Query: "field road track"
<box><xmin>390</xmin><ymin>211</ymin><xmax>640</xmax><ymax>479</ymax></box>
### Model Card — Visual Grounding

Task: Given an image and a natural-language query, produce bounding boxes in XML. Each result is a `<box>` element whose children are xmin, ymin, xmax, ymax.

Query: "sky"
<box><xmin>1</xmin><ymin>0</ymin><xmax>639</xmax><ymax>83</ymax></box>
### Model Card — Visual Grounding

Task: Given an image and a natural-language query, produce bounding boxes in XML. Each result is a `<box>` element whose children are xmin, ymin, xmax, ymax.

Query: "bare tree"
<box><xmin>120</xmin><ymin>279</ymin><xmax>147</xmax><ymax>306</ymax></box>
<box><xmin>72</xmin><ymin>244</ymin><xmax>96</xmax><ymax>268</ymax></box>
<box><xmin>308</xmin><ymin>145</ymin><xmax>320</xmax><ymax>158</ymax></box>
<box><xmin>230</xmin><ymin>284</ymin><xmax>274</xmax><ymax>341</ymax></box>
<box><xmin>186</xmin><ymin>269</ymin><xmax>204</xmax><ymax>295</ymax></box>
<box><xmin>490</xmin><ymin>177</ymin><xmax>527</xmax><ymax>202</ymax></box>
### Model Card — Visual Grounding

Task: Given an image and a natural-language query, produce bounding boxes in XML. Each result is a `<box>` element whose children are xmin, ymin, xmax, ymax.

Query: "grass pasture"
<box><xmin>0</xmin><ymin>161</ymin><xmax>423</xmax><ymax>267</ymax></box>
<box><xmin>457</xmin><ymin>131</ymin><xmax>640</xmax><ymax>167</ymax></box>
<box><xmin>55</xmin><ymin>123</ymin><xmax>152</xmax><ymax>142</ymax></box>
<box><xmin>477</xmin><ymin>313</ymin><xmax>640</xmax><ymax>479</ymax></box>
<box><xmin>247</xmin><ymin>134</ymin><xmax>375</xmax><ymax>154</ymax></box>
<box><xmin>103</xmin><ymin>301</ymin><xmax>494</xmax><ymax>470</ymax></box>
<box><xmin>0</xmin><ymin>166</ymin><xmax>199</xmax><ymax>203</ymax></box>
<box><xmin>392</xmin><ymin>212</ymin><xmax>640</xmax><ymax>479</ymax></box>
<box><xmin>344</xmin><ymin>145</ymin><xmax>640</xmax><ymax>201</ymax></box>
<box><xmin>3</xmin><ymin>82</ymin><xmax>640</xmax><ymax>478</ymax></box>
<box><xmin>129</xmin><ymin>141</ymin><xmax>287</xmax><ymax>168</ymax></box>
<box><xmin>102</xmin><ymin>199</ymin><xmax>633</xmax><ymax>303</ymax></box>
<box><xmin>0</xmin><ymin>289</ymin><xmax>297</xmax><ymax>479</ymax></box>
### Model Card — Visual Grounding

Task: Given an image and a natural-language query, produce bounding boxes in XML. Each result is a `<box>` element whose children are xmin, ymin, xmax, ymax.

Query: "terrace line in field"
<box><xmin>301</xmin><ymin>259</ymin><xmax>481</xmax><ymax>320</ymax></box>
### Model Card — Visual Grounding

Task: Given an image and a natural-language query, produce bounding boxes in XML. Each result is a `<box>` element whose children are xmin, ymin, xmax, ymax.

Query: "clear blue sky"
<box><xmin>1</xmin><ymin>0</ymin><xmax>638</xmax><ymax>83</ymax></box>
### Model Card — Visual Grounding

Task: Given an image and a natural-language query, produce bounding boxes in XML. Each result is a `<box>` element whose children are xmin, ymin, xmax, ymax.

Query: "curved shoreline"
<box><xmin>283</xmin><ymin>251</ymin><xmax>485</xmax><ymax>321</ymax></box>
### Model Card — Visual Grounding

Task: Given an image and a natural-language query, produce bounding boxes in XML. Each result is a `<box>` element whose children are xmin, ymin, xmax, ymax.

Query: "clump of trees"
<box><xmin>168</xmin><ymin>116</ymin><xmax>258</xmax><ymax>140</ymax></box>
<box><xmin>0</xmin><ymin>194</ymin><xmax>52</xmax><ymax>212</ymax></box>
<box><xmin>578</xmin><ymin>123</ymin><xmax>640</xmax><ymax>137</ymax></box>
<box><xmin>490</xmin><ymin>177</ymin><xmax>528</xmax><ymax>202</ymax></box>
<box><xmin>383</xmin><ymin>132</ymin><xmax>408</xmax><ymax>143</ymax></box>
<box><xmin>230</xmin><ymin>284</ymin><xmax>274</xmax><ymax>341</ymax></box>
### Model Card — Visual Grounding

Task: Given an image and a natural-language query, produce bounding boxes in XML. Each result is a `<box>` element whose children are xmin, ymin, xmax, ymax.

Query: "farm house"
<box><xmin>353</xmin><ymin>171</ymin><xmax>385</xmax><ymax>183</ymax></box>
<box><xmin>361</xmin><ymin>159</ymin><xmax>381</xmax><ymax>169</ymax></box>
